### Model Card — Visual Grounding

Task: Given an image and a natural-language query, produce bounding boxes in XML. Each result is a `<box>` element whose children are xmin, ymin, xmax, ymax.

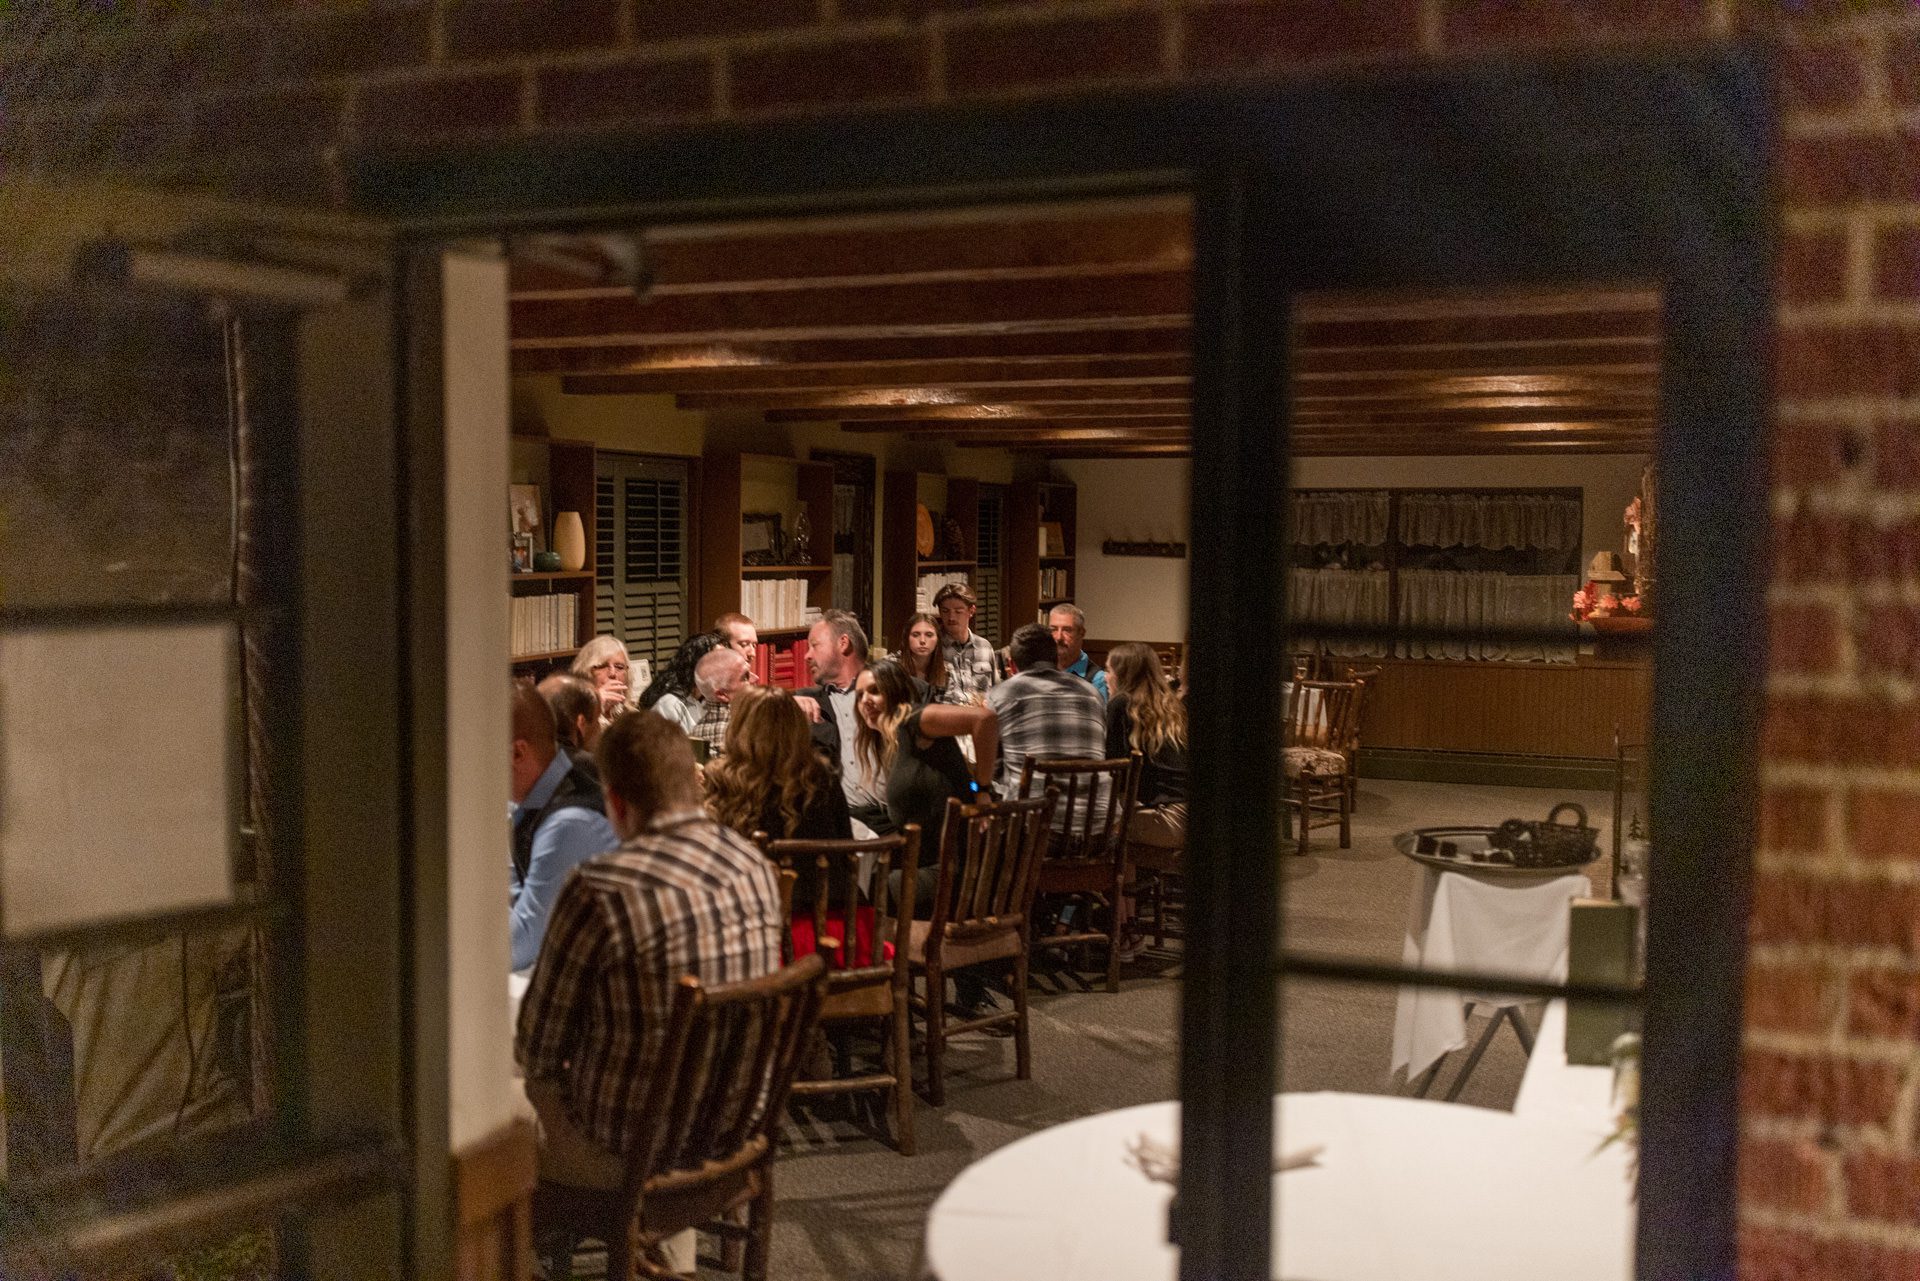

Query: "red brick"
<box><xmin>1750</xmin><ymin>871</ymin><xmax>1920</xmax><ymax>953</ymax></box>
<box><xmin>1779</xmin><ymin>227</ymin><xmax>1850</xmax><ymax>306</ymax></box>
<box><xmin>1741</xmin><ymin>1136</ymin><xmax>1833</xmax><ymax>1213</ymax></box>
<box><xmin>1763</xmin><ymin>693</ymin><xmax>1920</xmax><ymax>768</ymax></box>
<box><xmin>1441</xmin><ymin>0</ymin><xmax>1710</xmax><ymax>50</ymax></box>
<box><xmin>1845</xmin><ymin>1150</ymin><xmax>1920</xmax><ymax>1224</ymax></box>
<box><xmin>444</xmin><ymin>0</ymin><xmax>623</xmax><ymax>62</ymax></box>
<box><xmin>945</xmin><ymin>9</ymin><xmax>1165</xmax><ymax>98</ymax></box>
<box><xmin>356</xmin><ymin>72</ymin><xmax>523</xmax><ymax>144</ymax></box>
<box><xmin>1871</xmin><ymin>226</ymin><xmax>1920</xmax><ymax>302</ymax></box>
<box><xmin>1856</xmin><ymin>607</ymin><xmax>1920</xmax><ymax>682</ymax></box>
<box><xmin>1773</xmin><ymin>421</ymin><xmax>1867</xmax><ymax>489</ymax></box>
<box><xmin>1741</xmin><ymin>1049</ymin><xmax>1903</xmax><ymax>1126</ymax></box>
<box><xmin>731</xmin><ymin>34</ymin><xmax>925</xmax><ymax>115</ymax></box>
<box><xmin>1848</xmin><ymin>787</ymin><xmax>1920</xmax><ymax>861</ymax></box>
<box><xmin>1888</xmin><ymin>33</ymin><xmax>1920</xmax><ymax>108</ymax></box>
<box><xmin>1767</xmin><ymin>509</ymin><xmax>1920</xmax><ymax>585</ymax></box>
<box><xmin>268</xmin><ymin>6</ymin><xmax>435</xmax><ymax>80</ymax></box>
<box><xmin>1848</xmin><ymin>967</ymin><xmax>1920</xmax><ymax>1038</ymax></box>
<box><xmin>1875</xmin><ymin>420</ymin><xmax>1920</xmax><ymax>493</ymax></box>
<box><xmin>1762</xmin><ymin>785</ymin><xmax>1831</xmax><ymax>853</ymax></box>
<box><xmin>1777</xmin><ymin>322</ymin><xmax>1920</xmax><ymax>400</ymax></box>
<box><xmin>632</xmin><ymin>0</ymin><xmax>819</xmax><ymax>43</ymax></box>
<box><xmin>193</xmin><ymin>85</ymin><xmax>344</xmax><ymax>155</ymax></box>
<box><xmin>1746</xmin><ymin>962</ymin><xmax>1833</xmax><ymax>1034</ymax></box>
<box><xmin>1741</xmin><ymin>1226</ymin><xmax>1920</xmax><ymax>1281</ymax></box>
<box><xmin>536</xmin><ymin>55</ymin><xmax>714</xmax><ymax>129</ymax></box>
<box><xmin>1182</xmin><ymin>0</ymin><xmax>1421</xmax><ymax>75</ymax></box>
<box><xmin>1784</xmin><ymin>129</ymin><xmax>1920</xmax><ymax>206</ymax></box>
<box><xmin>1781</xmin><ymin>38</ymin><xmax>1868</xmax><ymax>114</ymax></box>
<box><xmin>1771</xmin><ymin>602</ymin><xmax>1841</xmax><ymax>676</ymax></box>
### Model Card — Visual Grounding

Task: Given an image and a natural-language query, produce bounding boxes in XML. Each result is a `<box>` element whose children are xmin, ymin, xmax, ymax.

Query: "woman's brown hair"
<box><xmin>1106</xmin><ymin>642</ymin><xmax>1187</xmax><ymax>756</ymax></box>
<box><xmin>896</xmin><ymin>611</ymin><xmax>949</xmax><ymax>689</ymax></box>
<box><xmin>704</xmin><ymin>685</ymin><xmax>832</xmax><ymax>839</ymax></box>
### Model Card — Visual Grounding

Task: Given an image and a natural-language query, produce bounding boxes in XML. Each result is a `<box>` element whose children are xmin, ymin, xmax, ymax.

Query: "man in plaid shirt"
<box><xmin>934</xmin><ymin>581</ymin><xmax>1001</xmax><ymax>703</ymax></box>
<box><xmin>987</xmin><ymin>622</ymin><xmax>1107</xmax><ymax>795</ymax></box>
<box><xmin>516</xmin><ymin>709</ymin><xmax>784</xmax><ymax>1203</ymax></box>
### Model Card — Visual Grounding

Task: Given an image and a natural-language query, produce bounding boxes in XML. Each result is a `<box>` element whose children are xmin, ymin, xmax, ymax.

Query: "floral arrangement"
<box><xmin>1570</xmin><ymin>587</ymin><xmax>1643</xmax><ymax>622</ymax></box>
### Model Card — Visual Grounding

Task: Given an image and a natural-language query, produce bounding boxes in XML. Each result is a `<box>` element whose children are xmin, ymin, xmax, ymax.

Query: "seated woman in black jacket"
<box><xmin>1104</xmin><ymin>642</ymin><xmax>1189</xmax><ymax>865</ymax></box>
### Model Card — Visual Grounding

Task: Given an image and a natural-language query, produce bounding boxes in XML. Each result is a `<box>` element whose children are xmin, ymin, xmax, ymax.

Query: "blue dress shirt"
<box><xmin>509</xmin><ymin>751</ymin><xmax>618</xmax><ymax>971</ymax></box>
<box><xmin>1065</xmin><ymin>652</ymin><xmax>1110</xmax><ymax>702</ymax></box>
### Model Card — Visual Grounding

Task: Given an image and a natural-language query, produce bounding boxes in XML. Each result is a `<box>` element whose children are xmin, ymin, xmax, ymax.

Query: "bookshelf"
<box><xmin>1008</xmin><ymin>479</ymin><xmax>1077</xmax><ymax>627</ymax></box>
<box><xmin>881</xmin><ymin>470</ymin><xmax>979</xmax><ymax>645</ymax></box>
<box><xmin>697</xmin><ymin>451</ymin><xmax>835</xmax><ymax>648</ymax></box>
<box><xmin>509</xmin><ymin>434</ymin><xmax>597</xmax><ymax>669</ymax></box>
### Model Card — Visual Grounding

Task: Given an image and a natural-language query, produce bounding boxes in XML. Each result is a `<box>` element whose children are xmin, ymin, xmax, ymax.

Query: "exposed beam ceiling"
<box><xmin>508</xmin><ymin>199</ymin><xmax>1662</xmax><ymax>459</ymax></box>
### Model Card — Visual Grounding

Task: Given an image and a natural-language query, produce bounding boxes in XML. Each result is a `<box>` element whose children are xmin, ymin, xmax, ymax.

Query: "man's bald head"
<box><xmin>694</xmin><ymin>647</ymin><xmax>750</xmax><ymax>701</ymax></box>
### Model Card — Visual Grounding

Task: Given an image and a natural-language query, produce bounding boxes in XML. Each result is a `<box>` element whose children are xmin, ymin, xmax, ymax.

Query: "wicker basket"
<box><xmin>1490</xmin><ymin>802</ymin><xmax>1599</xmax><ymax>868</ymax></box>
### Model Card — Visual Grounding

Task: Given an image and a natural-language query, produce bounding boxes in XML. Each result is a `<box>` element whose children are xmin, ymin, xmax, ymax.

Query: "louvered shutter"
<box><xmin>977</xmin><ymin>486</ymin><xmax>1005</xmax><ymax>645</ymax></box>
<box><xmin>594</xmin><ymin>455</ymin><xmax>691</xmax><ymax>670</ymax></box>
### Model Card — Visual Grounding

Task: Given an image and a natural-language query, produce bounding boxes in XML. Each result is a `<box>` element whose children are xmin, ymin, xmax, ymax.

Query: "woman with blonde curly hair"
<box><xmin>1104</xmin><ymin>642</ymin><xmax>1188</xmax><ymax>856</ymax></box>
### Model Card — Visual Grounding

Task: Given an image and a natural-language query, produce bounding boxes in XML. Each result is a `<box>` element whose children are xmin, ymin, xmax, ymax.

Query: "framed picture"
<box><xmin>741</xmin><ymin>511</ymin><xmax>783</xmax><ymax>564</ymax></box>
<box><xmin>510</xmin><ymin>533</ymin><xmax>534</xmax><ymax>573</ymax></box>
<box><xmin>509</xmin><ymin>483</ymin><xmax>544</xmax><ymax>550</ymax></box>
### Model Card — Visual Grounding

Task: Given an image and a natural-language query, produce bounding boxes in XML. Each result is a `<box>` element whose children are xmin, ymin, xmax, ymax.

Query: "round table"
<box><xmin>921</xmin><ymin>1091</ymin><xmax>1633</xmax><ymax>1281</ymax></box>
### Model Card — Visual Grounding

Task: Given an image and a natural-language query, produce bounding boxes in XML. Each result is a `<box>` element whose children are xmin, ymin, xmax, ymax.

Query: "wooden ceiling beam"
<box><xmin>1292</xmin><ymin>310</ymin><xmax>1658</xmax><ymax>350</ymax></box>
<box><xmin>510</xmin><ymin>269</ymin><xmax>1188</xmax><ymax>343</ymax></box>
<box><xmin>510</xmin><ymin>325</ymin><xmax>1192</xmax><ymax>365</ymax></box>
<box><xmin>554</xmin><ymin>355</ymin><xmax>1190</xmax><ymax>395</ymax></box>
<box><xmin>770</xmin><ymin>402</ymin><xmax>1189</xmax><ymax>423</ymax></box>
<box><xmin>1293</xmin><ymin>406</ymin><xmax>1651</xmax><ymax>426</ymax></box>
<box><xmin>837</xmin><ymin>415</ymin><xmax>1193</xmax><ymax>433</ymax></box>
<box><xmin>675</xmin><ymin>382</ymin><xmax>1188</xmax><ymax>411</ymax></box>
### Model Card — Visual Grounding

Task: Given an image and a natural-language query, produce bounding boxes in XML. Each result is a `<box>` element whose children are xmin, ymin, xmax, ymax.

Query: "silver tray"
<box><xmin>1393</xmin><ymin>825</ymin><xmax>1598</xmax><ymax>878</ymax></box>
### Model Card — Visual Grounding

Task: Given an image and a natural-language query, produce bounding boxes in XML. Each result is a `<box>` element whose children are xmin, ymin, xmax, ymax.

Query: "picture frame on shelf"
<box><xmin>742</xmin><ymin>511</ymin><xmax>784</xmax><ymax>565</ymax></box>
<box><xmin>510</xmin><ymin>533</ymin><xmax>533</xmax><ymax>574</ymax></box>
<box><xmin>509</xmin><ymin>483</ymin><xmax>544</xmax><ymax>551</ymax></box>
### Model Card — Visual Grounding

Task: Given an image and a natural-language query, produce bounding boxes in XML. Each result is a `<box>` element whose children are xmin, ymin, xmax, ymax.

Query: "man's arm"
<box><xmin>515</xmin><ymin>868</ymin><xmax>605</xmax><ymax>1080</ymax></box>
<box><xmin>509</xmin><ymin>807</ymin><xmax>618</xmax><ymax>972</ymax></box>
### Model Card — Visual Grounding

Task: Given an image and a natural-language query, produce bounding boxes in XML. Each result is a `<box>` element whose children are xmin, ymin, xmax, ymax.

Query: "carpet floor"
<box><xmin>653</xmin><ymin>777</ymin><xmax>1615</xmax><ymax>1280</ymax></box>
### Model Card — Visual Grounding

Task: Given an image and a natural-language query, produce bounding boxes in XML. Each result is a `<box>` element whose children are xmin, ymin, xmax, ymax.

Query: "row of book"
<box><xmin>740</xmin><ymin>578</ymin><xmax>820</xmax><ymax>632</ymax></box>
<box><xmin>916</xmin><ymin>570</ymin><xmax>971</xmax><ymax>613</ymax></box>
<box><xmin>511</xmin><ymin>593</ymin><xmax>578</xmax><ymax>659</ymax></box>
<box><xmin>1039</xmin><ymin>567</ymin><xmax>1071</xmax><ymax>598</ymax></box>
<box><xmin>749</xmin><ymin>637</ymin><xmax>811</xmax><ymax>690</ymax></box>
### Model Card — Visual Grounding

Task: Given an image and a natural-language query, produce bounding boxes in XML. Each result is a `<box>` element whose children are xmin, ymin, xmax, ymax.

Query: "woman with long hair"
<box><xmin>635</xmin><ymin>630</ymin><xmax>723</xmax><ymax>711</ymax></box>
<box><xmin>1104</xmin><ymin>641</ymin><xmax>1189</xmax><ymax>857</ymax></box>
<box><xmin>705</xmin><ymin>684</ymin><xmax>851</xmax><ymax>844</ymax></box>
<box><xmin>854</xmin><ymin>659</ymin><xmax>996</xmax><ymax>911</ymax></box>
<box><xmin>570</xmin><ymin>635</ymin><xmax>637</xmax><ymax>724</ymax></box>
<box><xmin>895</xmin><ymin>611</ymin><xmax>950</xmax><ymax>700</ymax></box>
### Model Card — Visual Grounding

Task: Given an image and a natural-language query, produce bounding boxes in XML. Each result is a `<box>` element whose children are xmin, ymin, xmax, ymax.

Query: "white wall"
<box><xmin>444</xmin><ymin>250</ymin><xmax>518</xmax><ymax>1152</ymax></box>
<box><xmin>1056</xmin><ymin>452</ymin><xmax>1651</xmax><ymax>643</ymax></box>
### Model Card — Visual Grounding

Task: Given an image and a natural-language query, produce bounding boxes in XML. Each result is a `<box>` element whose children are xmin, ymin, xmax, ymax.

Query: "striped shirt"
<box><xmin>514</xmin><ymin>809</ymin><xmax>784</xmax><ymax>1157</ymax></box>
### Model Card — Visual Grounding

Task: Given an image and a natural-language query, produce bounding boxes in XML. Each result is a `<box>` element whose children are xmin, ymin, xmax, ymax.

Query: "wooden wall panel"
<box><xmin>1358</xmin><ymin>658</ymin><xmax>1651</xmax><ymax>759</ymax></box>
<box><xmin>455</xmin><ymin>1119</ymin><xmax>537</xmax><ymax>1281</ymax></box>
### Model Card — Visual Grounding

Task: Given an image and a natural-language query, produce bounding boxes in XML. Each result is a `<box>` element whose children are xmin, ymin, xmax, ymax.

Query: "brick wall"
<box><xmin>7</xmin><ymin>0</ymin><xmax>1919</xmax><ymax>1272</ymax></box>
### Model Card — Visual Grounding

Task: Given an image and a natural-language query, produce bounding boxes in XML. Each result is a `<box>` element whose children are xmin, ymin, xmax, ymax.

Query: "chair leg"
<box><xmin>1012</xmin><ymin>950</ymin><xmax>1033</xmax><ymax>1081</ymax></box>
<box><xmin>891</xmin><ymin>987</ymin><xmax>916</xmax><ymax>1156</ymax></box>
<box><xmin>1297</xmin><ymin>777</ymin><xmax>1311</xmax><ymax>857</ymax></box>
<box><xmin>1338</xmin><ymin>778</ymin><xmax>1352</xmax><ymax>849</ymax></box>
<box><xmin>744</xmin><ymin>1162</ymin><xmax>776</xmax><ymax>1281</ymax></box>
<box><xmin>925</xmin><ymin>967</ymin><xmax>947</xmax><ymax>1106</ymax></box>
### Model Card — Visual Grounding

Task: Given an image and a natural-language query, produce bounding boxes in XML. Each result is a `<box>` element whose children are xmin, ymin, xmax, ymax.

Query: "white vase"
<box><xmin>554</xmin><ymin>511</ymin><xmax>586</xmax><ymax>572</ymax></box>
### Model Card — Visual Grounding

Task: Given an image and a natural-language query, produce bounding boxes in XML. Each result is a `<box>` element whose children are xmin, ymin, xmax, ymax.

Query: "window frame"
<box><xmin>359</xmin><ymin>47</ymin><xmax>1773</xmax><ymax>1281</ymax></box>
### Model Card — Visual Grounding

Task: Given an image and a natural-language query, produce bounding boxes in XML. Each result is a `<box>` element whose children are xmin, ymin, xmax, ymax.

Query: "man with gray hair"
<box><xmin>651</xmin><ymin>645</ymin><xmax>752</xmax><ymax>755</ymax></box>
<box><xmin>1048</xmin><ymin>602</ymin><xmax>1108</xmax><ymax>702</ymax></box>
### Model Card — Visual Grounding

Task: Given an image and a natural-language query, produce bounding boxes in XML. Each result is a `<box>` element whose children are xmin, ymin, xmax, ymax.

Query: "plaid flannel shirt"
<box><xmin>941</xmin><ymin>631</ymin><xmax>1001</xmax><ymax>703</ymax></box>
<box><xmin>986</xmin><ymin>663</ymin><xmax>1108</xmax><ymax>795</ymax></box>
<box><xmin>514</xmin><ymin>809</ymin><xmax>784</xmax><ymax>1156</ymax></box>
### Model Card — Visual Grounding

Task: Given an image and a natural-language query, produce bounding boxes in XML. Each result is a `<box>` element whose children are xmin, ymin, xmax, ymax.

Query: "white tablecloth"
<box><xmin>921</xmin><ymin>1091</ymin><xmax>1633</xmax><ymax>1281</ymax></box>
<box><xmin>1513</xmin><ymin>1000</ymin><xmax>1617</xmax><ymax>1137</ymax></box>
<box><xmin>1390</xmin><ymin>867</ymin><xmax>1587</xmax><ymax>1081</ymax></box>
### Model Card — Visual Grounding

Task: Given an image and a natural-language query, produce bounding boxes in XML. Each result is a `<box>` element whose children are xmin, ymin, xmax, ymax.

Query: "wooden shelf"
<box><xmin>757</xmin><ymin>625</ymin><xmax>813</xmax><ymax>637</ymax></box>
<box><xmin>510</xmin><ymin>647</ymin><xmax>581</xmax><ymax>664</ymax></box>
<box><xmin>699</xmin><ymin>451</ymin><xmax>835</xmax><ymax>633</ymax></box>
<box><xmin>1009</xmin><ymin>478</ymin><xmax>1076</xmax><ymax>628</ymax></box>
<box><xmin>741</xmin><ymin>563</ymin><xmax>831</xmax><ymax>574</ymax></box>
<box><xmin>1038</xmin><ymin>596</ymin><xmax>1073</xmax><ymax>606</ymax></box>
<box><xmin>882</xmin><ymin>470</ymin><xmax>980</xmax><ymax>643</ymax></box>
<box><xmin>1039</xmin><ymin>555</ymin><xmax>1074</xmax><ymax>564</ymax></box>
<box><xmin>917</xmin><ymin>558</ymin><xmax>977</xmax><ymax>570</ymax></box>
<box><xmin>511</xmin><ymin>570</ymin><xmax>594</xmax><ymax>583</ymax></box>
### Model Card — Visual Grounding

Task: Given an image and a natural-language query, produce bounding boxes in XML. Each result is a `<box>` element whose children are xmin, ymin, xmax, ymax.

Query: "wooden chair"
<box><xmin>1282</xmin><ymin>679</ymin><xmax>1362</xmax><ymax>855</ymax></box>
<box><xmin>759</xmin><ymin>827</ymin><xmax>921</xmax><ymax>1155</ymax></box>
<box><xmin>1338</xmin><ymin>664</ymin><xmax>1381</xmax><ymax>813</ymax></box>
<box><xmin>1016</xmin><ymin>755</ymin><xmax>1143</xmax><ymax>993</ymax></box>
<box><xmin>910</xmin><ymin>792</ymin><xmax>1056</xmax><ymax>1106</ymax></box>
<box><xmin>532</xmin><ymin>954</ymin><xmax>827</xmax><ymax>1281</ymax></box>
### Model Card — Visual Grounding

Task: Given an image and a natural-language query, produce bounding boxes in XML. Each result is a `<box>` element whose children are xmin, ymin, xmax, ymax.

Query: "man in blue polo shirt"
<box><xmin>1048</xmin><ymin>603</ymin><xmax>1109</xmax><ymax>702</ymax></box>
<box><xmin>509</xmin><ymin>682</ymin><xmax>617</xmax><ymax>971</ymax></box>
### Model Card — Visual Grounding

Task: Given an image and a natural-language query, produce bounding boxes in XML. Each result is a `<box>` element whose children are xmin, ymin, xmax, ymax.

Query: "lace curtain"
<box><xmin>1288</xmin><ymin>568</ymin><xmax>1391</xmax><ymax>658</ymax></box>
<box><xmin>1290</xmin><ymin>491</ymin><xmax>1390</xmax><ymax>547</ymax></box>
<box><xmin>1396</xmin><ymin>570</ymin><xmax>1580</xmax><ymax>662</ymax></box>
<box><xmin>1399</xmin><ymin>492</ymin><xmax>1581</xmax><ymax>552</ymax></box>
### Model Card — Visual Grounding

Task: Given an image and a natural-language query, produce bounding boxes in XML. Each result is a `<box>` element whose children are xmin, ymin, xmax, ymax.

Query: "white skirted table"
<box><xmin>919</xmin><ymin>1091</ymin><xmax>1634</xmax><ymax>1281</ymax></box>
<box><xmin>1390</xmin><ymin>861</ymin><xmax>1588</xmax><ymax>1098</ymax></box>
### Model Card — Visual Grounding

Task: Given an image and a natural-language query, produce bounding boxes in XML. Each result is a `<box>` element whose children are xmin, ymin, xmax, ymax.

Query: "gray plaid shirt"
<box><xmin>986</xmin><ymin>662</ymin><xmax>1107</xmax><ymax>793</ymax></box>
<box><xmin>942</xmin><ymin>631</ymin><xmax>1001</xmax><ymax>703</ymax></box>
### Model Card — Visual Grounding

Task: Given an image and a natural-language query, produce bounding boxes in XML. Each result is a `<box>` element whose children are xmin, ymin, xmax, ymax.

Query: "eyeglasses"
<box><xmin>590</xmin><ymin>660</ymin><xmax>629</xmax><ymax>675</ymax></box>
